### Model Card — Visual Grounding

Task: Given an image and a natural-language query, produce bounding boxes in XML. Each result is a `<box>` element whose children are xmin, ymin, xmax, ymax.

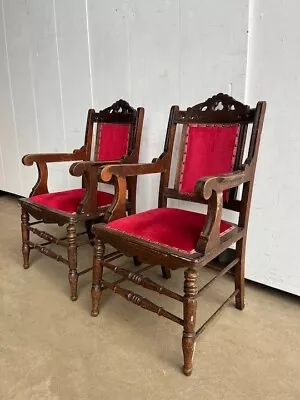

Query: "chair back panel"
<box><xmin>86</xmin><ymin>99</ymin><xmax>140</xmax><ymax>163</ymax></box>
<box><xmin>82</xmin><ymin>100</ymin><xmax>144</xmax><ymax>205</ymax></box>
<box><xmin>95</xmin><ymin>123</ymin><xmax>131</xmax><ymax>161</ymax></box>
<box><xmin>176</xmin><ymin>124</ymin><xmax>240</xmax><ymax>195</ymax></box>
<box><xmin>160</xmin><ymin>93</ymin><xmax>263</xmax><ymax>210</ymax></box>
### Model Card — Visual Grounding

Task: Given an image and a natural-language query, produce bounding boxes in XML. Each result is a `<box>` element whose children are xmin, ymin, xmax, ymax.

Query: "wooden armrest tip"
<box><xmin>69</xmin><ymin>161</ymin><xmax>86</xmax><ymax>177</ymax></box>
<box><xmin>195</xmin><ymin>179</ymin><xmax>213</xmax><ymax>200</ymax></box>
<box><xmin>22</xmin><ymin>154</ymin><xmax>33</xmax><ymax>166</ymax></box>
<box><xmin>100</xmin><ymin>166</ymin><xmax>113</xmax><ymax>182</ymax></box>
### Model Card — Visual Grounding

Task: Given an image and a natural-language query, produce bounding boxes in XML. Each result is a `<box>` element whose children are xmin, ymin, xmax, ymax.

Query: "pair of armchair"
<box><xmin>20</xmin><ymin>94</ymin><xmax>266</xmax><ymax>376</ymax></box>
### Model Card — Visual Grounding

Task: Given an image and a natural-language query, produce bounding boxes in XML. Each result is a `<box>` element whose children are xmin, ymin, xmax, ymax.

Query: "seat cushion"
<box><xmin>106</xmin><ymin>208</ymin><xmax>234</xmax><ymax>253</ymax></box>
<box><xmin>30</xmin><ymin>189</ymin><xmax>114</xmax><ymax>214</ymax></box>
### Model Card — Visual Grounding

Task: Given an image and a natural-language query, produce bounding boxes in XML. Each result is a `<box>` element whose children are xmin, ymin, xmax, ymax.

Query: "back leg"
<box><xmin>161</xmin><ymin>266</ymin><xmax>171</xmax><ymax>279</ymax></box>
<box><xmin>133</xmin><ymin>256</ymin><xmax>142</xmax><ymax>266</ymax></box>
<box><xmin>85</xmin><ymin>221</ymin><xmax>95</xmax><ymax>246</ymax></box>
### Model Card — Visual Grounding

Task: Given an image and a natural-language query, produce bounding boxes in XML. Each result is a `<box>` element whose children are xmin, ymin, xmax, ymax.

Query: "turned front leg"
<box><xmin>182</xmin><ymin>268</ymin><xmax>198</xmax><ymax>376</ymax></box>
<box><xmin>91</xmin><ymin>238</ymin><xmax>105</xmax><ymax>317</ymax></box>
<box><xmin>67</xmin><ymin>223</ymin><xmax>78</xmax><ymax>301</ymax></box>
<box><xmin>21</xmin><ymin>209</ymin><xmax>30</xmax><ymax>269</ymax></box>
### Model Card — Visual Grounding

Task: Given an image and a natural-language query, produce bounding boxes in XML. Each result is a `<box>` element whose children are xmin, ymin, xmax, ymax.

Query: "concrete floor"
<box><xmin>0</xmin><ymin>194</ymin><xmax>299</xmax><ymax>400</ymax></box>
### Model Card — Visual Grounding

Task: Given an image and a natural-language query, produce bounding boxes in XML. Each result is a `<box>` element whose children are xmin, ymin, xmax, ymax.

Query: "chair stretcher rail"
<box><xmin>102</xmin><ymin>278</ymin><xmax>184</xmax><ymax>326</ymax></box>
<box><xmin>197</xmin><ymin>258</ymin><xmax>239</xmax><ymax>297</ymax></box>
<box><xmin>28</xmin><ymin>226</ymin><xmax>69</xmax><ymax>247</ymax></box>
<box><xmin>78</xmin><ymin>251</ymin><xmax>123</xmax><ymax>276</ymax></box>
<box><xmin>195</xmin><ymin>289</ymin><xmax>239</xmax><ymax>338</ymax></box>
<box><xmin>27</xmin><ymin>240</ymin><xmax>69</xmax><ymax>265</ymax></box>
<box><xmin>101</xmin><ymin>260</ymin><xmax>184</xmax><ymax>302</ymax></box>
<box><xmin>102</xmin><ymin>263</ymin><xmax>155</xmax><ymax>289</ymax></box>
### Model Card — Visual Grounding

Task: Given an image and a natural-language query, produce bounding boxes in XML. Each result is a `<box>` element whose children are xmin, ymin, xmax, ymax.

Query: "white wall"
<box><xmin>0</xmin><ymin>0</ymin><xmax>248</xmax><ymax>201</ymax></box>
<box><xmin>0</xmin><ymin>1</ymin><xmax>298</xmax><ymax>295</ymax></box>
<box><xmin>245</xmin><ymin>0</ymin><xmax>300</xmax><ymax>295</ymax></box>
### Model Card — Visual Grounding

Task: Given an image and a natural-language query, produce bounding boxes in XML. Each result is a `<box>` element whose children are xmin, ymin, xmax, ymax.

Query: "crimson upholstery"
<box><xmin>96</xmin><ymin>123</ymin><xmax>130</xmax><ymax>161</ymax></box>
<box><xmin>106</xmin><ymin>208</ymin><xmax>234</xmax><ymax>253</ymax></box>
<box><xmin>30</xmin><ymin>189</ymin><xmax>113</xmax><ymax>214</ymax></box>
<box><xmin>179</xmin><ymin>125</ymin><xmax>239</xmax><ymax>195</ymax></box>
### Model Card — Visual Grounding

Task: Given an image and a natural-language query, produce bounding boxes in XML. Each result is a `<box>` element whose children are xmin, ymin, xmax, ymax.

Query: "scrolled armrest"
<box><xmin>69</xmin><ymin>160</ymin><xmax>119</xmax><ymax>177</ymax></box>
<box><xmin>101</xmin><ymin>160</ymin><xmax>165</xmax><ymax>182</ymax></box>
<box><xmin>68</xmin><ymin>160</ymin><xmax>165</xmax><ymax>218</ymax></box>
<box><xmin>22</xmin><ymin>147</ymin><xmax>86</xmax><ymax>166</ymax></box>
<box><xmin>194</xmin><ymin>167</ymin><xmax>252</xmax><ymax>254</ymax></box>
<box><xmin>195</xmin><ymin>167</ymin><xmax>251</xmax><ymax>200</ymax></box>
<box><xmin>23</xmin><ymin>147</ymin><xmax>86</xmax><ymax>197</ymax></box>
<box><xmin>101</xmin><ymin>160</ymin><xmax>166</xmax><ymax>222</ymax></box>
<box><xmin>68</xmin><ymin>160</ymin><xmax>118</xmax><ymax>215</ymax></box>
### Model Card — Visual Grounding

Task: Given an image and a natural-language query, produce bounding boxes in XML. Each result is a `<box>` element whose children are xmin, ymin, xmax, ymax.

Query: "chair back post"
<box><xmin>131</xmin><ymin>106</ymin><xmax>145</xmax><ymax>160</ymax></box>
<box><xmin>83</xmin><ymin>108</ymin><xmax>96</xmax><ymax>160</ymax></box>
<box><xmin>82</xmin><ymin>109</ymin><xmax>96</xmax><ymax>189</ymax></box>
<box><xmin>158</xmin><ymin>105</ymin><xmax>179</xmax><ymax>208</ymax></box>
<box><xmin>126</xmin><ymin>106</ymin><xmax>145</xmax><ymax>215</ymax></box>
<box><xmin>238</xmin><ymin>101</ymin><xmax>266</xmax><ymax>229</ymax></box>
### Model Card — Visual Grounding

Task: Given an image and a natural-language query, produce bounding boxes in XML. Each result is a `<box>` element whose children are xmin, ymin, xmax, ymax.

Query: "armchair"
<box><xmin>19</xmin><ymin>99</ymin><xmax>144</xmax><ymax>300</ymax></box>
<box><xmin>89</xmin><ymin>93</ymin><xmax>266</xmax><ymax>375</ymax></box>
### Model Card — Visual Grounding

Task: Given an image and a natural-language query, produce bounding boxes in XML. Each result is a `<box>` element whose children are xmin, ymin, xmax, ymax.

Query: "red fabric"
<box><xmin>179</xmin><ymin>125</ymin><xmax>239</xmax><ymax>195</ymax></box>
<box><xmin>30</xmin><ymin>189</ymin><xmax>113</xmax><ymax>214</ymax></box>
<box><xmin>107</xmin><ymin>208</ymin><xmax>233</xmax><ymax>253</ymax></box>
<box><xmin>97</xmin><ymin>123</ymin><xmax>130</xmax><ymax>161</ymax></box>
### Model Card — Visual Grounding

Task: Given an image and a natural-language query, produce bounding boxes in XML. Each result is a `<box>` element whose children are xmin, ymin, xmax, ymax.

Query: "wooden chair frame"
<box><xmin>90</xmin><ymin>93</ymin><xmax>266</xmax><ymax>375</ymax></box>
<box><xmin>19</xmin><ymin>99</ymin><xmax>144</xmax><ymax>300</ymax></box>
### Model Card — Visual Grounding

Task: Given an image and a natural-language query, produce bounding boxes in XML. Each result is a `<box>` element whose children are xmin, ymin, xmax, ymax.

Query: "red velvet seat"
<box><xmin>106</xmin><ymin>208</ymin><xmax>234</xmax><ymax>253</ymax></box>
<box><xmin>30</xmin><ymin>189</ymin><xmax>114</xmax><ymax>215</ymax></box>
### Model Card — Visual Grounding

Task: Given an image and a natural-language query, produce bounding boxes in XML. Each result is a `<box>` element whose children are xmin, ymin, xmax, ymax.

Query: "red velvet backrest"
<box><xmin>163</xmin><ymin>94</ymin><xmax>256</xmax><ymax>204</ymax></box>
<box><xmin>177</xmin><ymin>124</ymin><xmax>240</xmax><ymax>195</ymax></box>
<box><xmin>96</xmin><ymin>123</ymin><xmax>130</xmax><ymax>161</ymax></box>
<box><xmin>93</xmin><ymin>100</ymin><xmax>138</xmax><ymax>162</ymax></box>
